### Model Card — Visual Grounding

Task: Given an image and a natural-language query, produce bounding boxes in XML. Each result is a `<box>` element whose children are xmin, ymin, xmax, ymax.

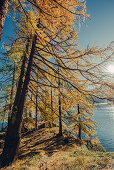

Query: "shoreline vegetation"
<box><xmin>0</xmin><ymin>120</ymin><xmax>114</xmax><ymax>169</ymax></box>
<box><xmin>94</xmin><ymin>103</ymin><xmax>114</xmax><ymax>106</ymax></box>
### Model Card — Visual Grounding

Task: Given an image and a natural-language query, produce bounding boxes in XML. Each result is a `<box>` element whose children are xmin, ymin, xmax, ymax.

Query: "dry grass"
<box><xmin>4</xmin><ymin>146</ymin><xmax>114</xmax><ymax>170</ymax></box>
<box><xmin>0</xmin><ymin>124</ymin><xmax>114</xmax><ymax>170</ymax></box>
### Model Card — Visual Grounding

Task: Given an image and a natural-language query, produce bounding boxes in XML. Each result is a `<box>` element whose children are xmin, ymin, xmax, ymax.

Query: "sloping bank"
<box><xmin>0</xmin><ymin>120</ymin><xmax>114</xmax><ymax>169</ymax></box>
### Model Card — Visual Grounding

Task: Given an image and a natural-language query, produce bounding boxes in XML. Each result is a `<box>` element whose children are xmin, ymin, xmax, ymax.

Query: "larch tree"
<box><xmin>0</xmin><ymin>0</ymin><xmax>87</xmax><ymax>167</ymax></box>
<box><xmin>0</xmin><ymin>48</ymin><xmax>19</xmax><ymax>128</ymax></box>
<box><xmin>67</xmin><ymin>91</ymin><xmax>97</xmax><ymax>140</ymax></box>
<box><xmin>1</xmin><ymin>34</ymin><xmax>37</xmax><ymax>167</ymax></box>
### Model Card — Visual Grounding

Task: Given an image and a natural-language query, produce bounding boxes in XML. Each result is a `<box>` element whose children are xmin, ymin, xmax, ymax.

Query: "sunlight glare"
<box><xmin>107</xmin><ymin>65</ymin><xmax>114</xmax><ymax>74</ymax></box>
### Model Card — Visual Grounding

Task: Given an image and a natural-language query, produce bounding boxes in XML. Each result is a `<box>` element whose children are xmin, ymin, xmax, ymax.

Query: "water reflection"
<box><xmin>109</xmin><ymin>106</ymin><xmax>114</xmax><ymax>119</ymax></box>
<box><xmin>94</xmin><ymin>104</ymin><xmax>114</xmax><ymax>152</ymax></box>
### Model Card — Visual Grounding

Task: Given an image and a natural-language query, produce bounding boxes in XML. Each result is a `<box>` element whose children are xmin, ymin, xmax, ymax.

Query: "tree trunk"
<box><xmin>50</xmin><ymin>87</ymin><xmax>53</xmax><ymax>127</ymax></box>
<box><xmin>77</xmin><ymin>104</ymin><xmax>81</xmax><ymax>140</ymax></box>
<box><xmin>58</xmin><ymin>65</ymin><xmax>62</xmax><ymax>136</ymax></box>
<box><xmin>0</xmin><ymin>0</ymin><xmax>9</xmax><ymax>40</ymax></box>
<box><xmin>1</xmin><ymin>101</ymin><xmax>7</xmax><ymax>130</ymax></box>
<box><xmin>35</xmin><ymin>93</ymin><xmax>38</xmax><ymax>130</ymax></box>
<box><xmin>8</xmin><ymin>63</ymin><xmax>16</xmax><ymax>121</ymax></box>
<box><xmin>1</xmin><ymin>105</ymin><xmax>6</xmax><ymax>131</ymax></box>
<box><xmin>51</xmin><ymin>87</ymin><xmax>53</xmax><ymax>113</ymax></box>
<box><xmin>35</xmin><ymin>75</ymin><xmax>39</xmax><ymax>130</ymax></box>
<box><xmin>1</xmin><ymin>119</ymin><xmax>4</xmax><ymax>131</ymax></box>
<box><xmin>58</xmin><ymin>94</ymin><xmax>62</xmax><ymax>136</ymax></box>
<box><xmin>0</xmin><ymin>35</ymin><xmax>37</xmax><ymax>168</ymax></box>
<box><xmin>12</xmin><ymin>39</ymin><xmax>30</xmax><ymax>117</ymax></box>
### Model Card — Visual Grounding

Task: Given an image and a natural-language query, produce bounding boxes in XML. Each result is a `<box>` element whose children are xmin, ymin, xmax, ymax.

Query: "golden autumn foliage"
<box><xmin>0</xmin><ymin>0</ymin><xmax>114</xmax><ymax>167</ymax></box>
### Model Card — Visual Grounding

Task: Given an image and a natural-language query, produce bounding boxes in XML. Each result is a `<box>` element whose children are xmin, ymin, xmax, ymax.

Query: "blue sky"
<box><xmin>79</xmin><ymin>0</ymin><xmax>114</xmax><ymax>48</ymax></box>
<box><xmin>0</xmin><ymin>0</ymin><xmax>114</xmax><ymax>62</ymax></box>
<box><xmin>0</xmin><ymin>0</ymin><xmax>114</xmax><ymax>50</ymax></box>
<box><xmin>0</xmin><ymin>16</ymin><xmax>14</xmax><ymax>51</ymax></box>
<box><xmin>1</xmin><ymin>0</ymin><xmax>114</xmax><ymax>48</ymax></box>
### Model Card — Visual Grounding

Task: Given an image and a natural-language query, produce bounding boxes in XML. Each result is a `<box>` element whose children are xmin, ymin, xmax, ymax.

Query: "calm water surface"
<box><xmin>94</xmin><ymin>104</ymin><xmax>114</xmax><ymax>152</ymax></box>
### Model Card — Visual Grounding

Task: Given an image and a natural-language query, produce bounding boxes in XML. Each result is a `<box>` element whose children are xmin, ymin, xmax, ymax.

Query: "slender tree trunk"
<box><xmin>51</xmin><ymin>87</ymin><xmax>53</xmax><ymax>113</ymax></box>
<box><xmin>0</xmin><ymin>0</ymin><xmax>9</xmax><ymax>40</ymax></box>
<box><xmin>77</xmin><ymin>104</ymin><xmax>81</xmax><ymax>140</ymax></box>
<box><xmin>1</xmin><ymin>105</ymin><xmax>6</xmax><ymax>131</ymax></box>
<box><xmin>35</xmin><ymin>76</ymin><xmax>39</xmax><ymax>130</ymax></box>
<box><xmin>58</xmin><ymin>94</ymin><xmax>62</xmax><ymax>136</ymax></box>
<box><xmin>48</xmin><ymin>87</ymin><xmax>53</xmax><ymax>127</ymax></box>
<box><xmin>50</xmin><ymin>87</ymin><xmax>53</xmax><ymax>127</ymax></box>
<box><xmin>29</xmin><ymin>94</ymin><xmax>33</xmax><ymax>118</ymax></box>
<box><xmin>1</xmin><ymin>120</ymin><xmax>4</xmax><ymax>131</ymax></box>
<box><xmin>9</xmin><ymin>39</ymin><xmax>30</xmax><ymax>121</ymax></box>
<box><xmin>58</xmin><ymin>65</ymin><xmax>62</xmax><ymax>136</ymax></box>
<box><xmin>1</xmin><ymin>98</ymin><xmax>8</xmax><ymax>131</ymax></box>
<box><xmin>8</xmin><ymin>63</ymin><xmax>16</xmax><ymax>121</ymax></box>
<box><xmin>44</xmin><ymin>87</ymin><xmax>47</xmax><ymax>125</ymax></box>
<box><xmin>35</xmin><ymin>93</ymin><xmax>38</xmax><ymax>130</ymax></box>
<box><xmin>0</xmin><ymin>35</ymin><xmax>37</xmax><ymax>168</ymax></box>
<box><xmin>45</xmin><ymin>87</ymin><xmax>46</xmax><ymax>111</ymax></box>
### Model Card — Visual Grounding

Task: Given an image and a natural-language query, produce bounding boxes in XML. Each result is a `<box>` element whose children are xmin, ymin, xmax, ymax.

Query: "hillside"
<box><xmin>0</xmin><ymin>121</ymin><xmax>114</xmax><ymax>169</ymax></box>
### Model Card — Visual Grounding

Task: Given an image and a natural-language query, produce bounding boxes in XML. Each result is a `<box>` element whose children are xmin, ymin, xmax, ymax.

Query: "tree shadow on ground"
<box><xmin>18</xmin><ymin>151</ymin><xmax>40</xmax><ymax>159</ymax></box>
<box><xmin>18</xmin><ymin>128</ymin><xmax>76</xmax><ymax>160</ymax></box>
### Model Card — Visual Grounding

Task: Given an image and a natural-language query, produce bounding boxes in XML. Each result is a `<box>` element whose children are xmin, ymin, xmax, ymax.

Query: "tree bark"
<box><xmin>8</xmin><ymin>63</ymin><xmax>16</xmax><ymax>122</ymax></box>
<box><xmin>58</xmin><ymin>65</ymin><xmax>62</xmax><ymax>136</ymax></box>
<box><xmin>0</xmin><ymin>35</ymin><xmax>37</xmax><ymax>168</ymax></box>
<box><xmin>1</xmin><ymin>105</ymin><xmax>6</xmax><ymax>131</ymax></box>
<box><xmin>11</xmin><ymin>39</ymin><xmax>30</xmax><ymax>119</ymax></box>
<box><xmin>58</xmin><ymin>94</ymin><xmax>62</xmax><ymax>136</ymax></box>
<box><xmin>35</xmin><ymin>93</ymin><xmax>38</xmax><ymax>130</ymax></box>
<box><xmin>35</xmin><ymin>75</ymin><xmax>39</xmax><ymax>130</ymax></box>
<box><xmin>51</xmin><ymin>87</ymin><xmax>53</xmax><ymax>113</ymax></box>
<box><xmin>0</xmin><ymin>0</ymin><xmax>9</xmax><ymax>40</ymax></box>
<box><xmin>77</xmin><ymin>104</ymin><xmax>81</xmax><ymax>140</ymax></box>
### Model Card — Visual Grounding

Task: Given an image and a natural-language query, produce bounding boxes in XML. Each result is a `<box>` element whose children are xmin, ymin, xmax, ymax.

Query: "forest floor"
<box><xmin>0</xmin><ymin>120</ymin><xmax>114</xmax><ymax>170</ymax></box>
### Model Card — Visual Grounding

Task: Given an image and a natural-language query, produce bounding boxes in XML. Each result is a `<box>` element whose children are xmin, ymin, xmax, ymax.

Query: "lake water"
<box><xmin>0</xmin><ymin>104</ymin><xmax>114</xmax><ymax>152</ymax></box>
<box><xmin>94</xmin><ymin>104</ymin><xmax>114</xmax><ymax>152</ymax></box>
